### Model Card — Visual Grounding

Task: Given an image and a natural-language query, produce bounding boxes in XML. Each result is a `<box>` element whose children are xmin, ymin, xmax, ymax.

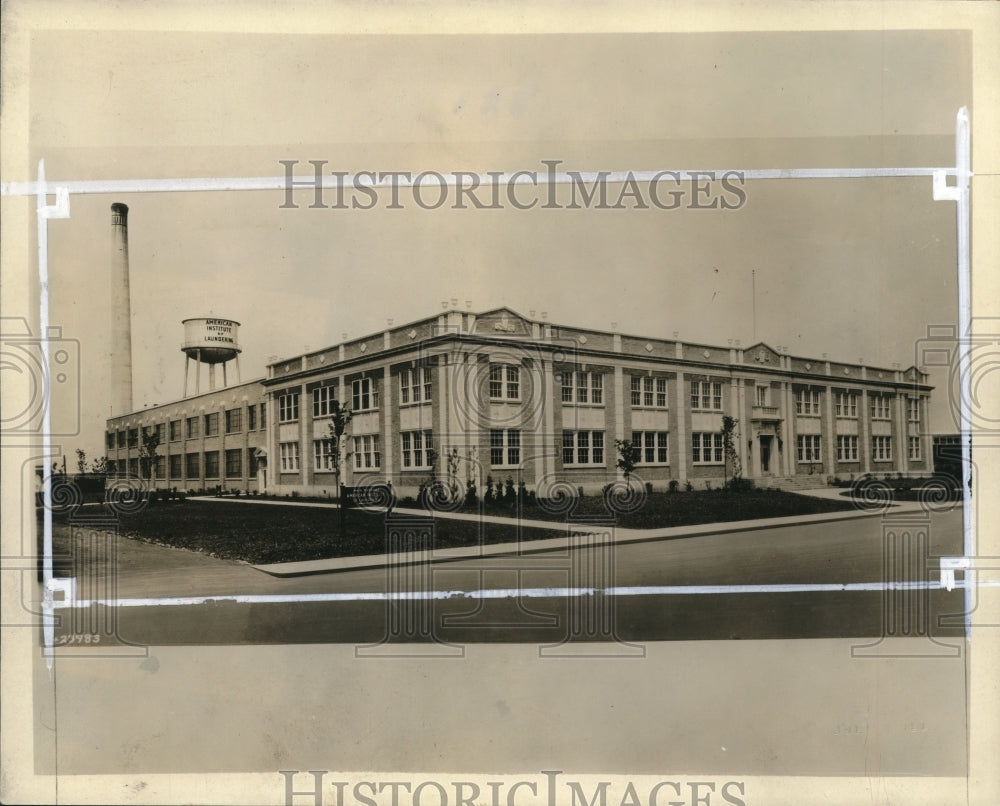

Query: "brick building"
<box><xmin>106</xmin><ymin>305</ymin><xmax>933</xmax><ymax>496</ymax></box>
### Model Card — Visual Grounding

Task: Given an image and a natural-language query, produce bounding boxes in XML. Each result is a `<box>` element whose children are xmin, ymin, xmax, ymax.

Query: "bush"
<box><xmin>684</xmin><ymin>480</ymin><xmax>694</xmax><ymax>492</ymax></box>
<box><xmin>668</xmin><ymin>479</ymin><xmax>679</xmax><ymax>493</ymax></box>
<box><xmin>644</xmin><ymin>481</ymin><xmax>653</xmax><ymax>494</ymax></box>
<box><xmin>465</xmin><ymin>479</ymin><xmax>478</xmax><ymax>506</ymax></box>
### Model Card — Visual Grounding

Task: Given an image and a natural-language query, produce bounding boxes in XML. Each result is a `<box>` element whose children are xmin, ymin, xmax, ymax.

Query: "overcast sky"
<box><xmin>24</xmin><ymin>29</ymin><xmax>970</xmax><ymax>457</ymax></box>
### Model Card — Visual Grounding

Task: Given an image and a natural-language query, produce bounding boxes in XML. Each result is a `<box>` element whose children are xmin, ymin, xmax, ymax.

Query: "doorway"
<box><xmin>760</xmin><ymin>435</ymin><xmax>773</xmax><ymax>474</ymax></box>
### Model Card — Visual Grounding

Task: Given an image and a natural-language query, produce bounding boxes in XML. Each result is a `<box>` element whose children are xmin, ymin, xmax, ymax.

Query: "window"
<box><xmin>225</xmin><ymin>448</ymin><xmax>242</xmax><ymax>478</ymax></box>
<box><xmin>154</xmin><ymin>456</ymin><xmax>166</xmax><ymax>479</ymax></box>
<box><xmin>247</xmin><ymin>405</ymin><xmax>257</xmax><ymax>431</ymax></box>
<box><xmin>632</xmin><ymin>431</ymin><xmax>669</xmax><ymax>464</ymax></box>
<box><xmin>352</xmin><ymin>435</ymin><xmax>382</xmax><ymax>470</ymax></box>
<box><xmin>836</xmin><ymin>435</ymin><xmax>859</xmax><ymax>462</ymax></box>
<box><xmin>755</xmin><ymin>386</ymin><xmax>768</xmax><ymax>406</ymax></box>
<box><xmin>489</xmin><ymin>364</ymin><xmax>520</xmax><ymax>401</ymax></box>
<box><xmin>400</xmin><ymin>368</ymin><xmax>432</xmax><ymax>405</ymax></box>
<box><xmin>204</xmin><ymin>450</ymin><xmax>220</xmax><ymax>478</ymax></box>
<box><xmin>203</xmin><ymin>412</ymin><xmax>219</xmax><ymax>437</ymax></box>
<box><xmin>128</xmin><ymin>458</ymin><xmax>139</xmax><ymax>477</ymax></box>
<box><xmin>169</xmin><ymin>419</ymin><xmax>182</xmax><ymax>441</ymax></box>
<box><xmin>351</xmin><ymin>378</ymin><xmax>379</xmax><ymax>412</ymax></box>
<box><xmin>127</xmin><ymin>428</ymin><xmax>139</xmax><ymax>448</ymax></box>
<box><xmin>631</xmin><ymin>376</ymin><xmax>668</xmax><ymax>409</ymax></box>
<box><xmin>835</xmin><ymin>392</ymin><xmax>858</xmax><ymax>418</ymax></box>
<box><xmin>260</xmin><ymin>402</ymin><xmax>267</xmax><ymax>427</ymax></box>
<box><xmin>185</xmin><ymin>452</ymin><xmax>200</xmax><ymax>478</ymax></box>
<box><xmin>225</xmin><ymin>408</ymin><xmax>242</xmax><ymax>434</ymax></box>
<box><xmin>314</xmin><ymin>439</ymin><xmax>335</xmax><ymax>472</ymax></box>
<box><xmin>279</xmin><ymin>392</ymin><xmax>300</xmax><ymax>422</ymax></box>
<box><xmin>562</xmin><ymin>430</ymin><xmax>604</xmax><ymax>465</ymax></box>
<box><xmin>249</xmin><ymin>451</ymin><xmax>260</xmax><ymax>476</ymax></box>
<box><xmin>490</xmin><ymin>429</ymin><xmax>521</xmax><ymax>466</ymax></box>
<box><xmin>280</xmin><ymin>441</ymin><xmax>300</xmax><ymax>472</ymax></box>
<box><xmin>169</xmin><ymin>454</ymin><xmax>182</xmax><ymax>479</ymax></box>
<box><xmin>870</xmin><ymin>394</ymin><xmax>891</xmax><ymax>420</ymax></box>
<box><xmin>106</xmin><ymin>432</ymin><xmax>116</xmax><ymax>451</ymax></box>
<box><xmin>797</xmin><ymin>435</ymin><xmax>822</xmax><ymax>462</ymax></box>
<box><xmin>561</xmin><ymin>372</ymin><xmax>604</xmax><ymax>405</ymax></box>
<box><xmin>907</xmin><ymin>399</ymin><xmax>921</xmax><ymax>422</ymax></box>
<box><xmin>691</xmin><ymin>432</ymin><xmax>724</xmax><ymax>464</ymax></box>
<box><xmin>872</xmin><ymin>436</ymin><xmax>893</xmax><ymax>461</ymax></box>
<box><xmin>690</xmin><ymin>381</ymin><xmax>722</xmax><ymax>411</ymax></box>
<box><xmin>154</xmin><ymin>422</ymin><xmax>166</xmax><ymax>442</ymax></box>
<box><xmin>186</xmin><ymin>416</ymin><xmax>199</xmax><ymax>439</ymax></box>
<box><xmin>116</xmin><ymin>430</ymin><xmax>126</xmax><ymax>448</ymax></box>
<box><xmin>401</xmin><ymin>430</ymin><xmax>433</xmax><ymax>469</ymax></box>
<box><xmin>313</xmin><ymin>386</ymin><xmax>339</xmax><ymax>418</ymax></box>
<box><xmin>908</xmin><ymin>437</ymin><xmax>922</xmax><ymax>460</ymax></box>
<box><xmin>795</xmin><ymin>389</ymin><xmax>821</xmax><ymax>416</ymax></box>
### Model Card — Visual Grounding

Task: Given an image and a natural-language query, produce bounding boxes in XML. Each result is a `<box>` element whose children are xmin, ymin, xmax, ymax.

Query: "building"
<box><xmin>105</xmin><ymin>382</ymin><xmax>269</xmax><ymax>493</ymax></box>
<box><xmin>106</xmin><ymin>305</ymin><xmax>934</xmax><ymax>497</ymax></box>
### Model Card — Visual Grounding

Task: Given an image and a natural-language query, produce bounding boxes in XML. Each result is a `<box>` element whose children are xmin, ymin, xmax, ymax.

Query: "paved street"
<box><xmin>47</xmin><ymin>503</ymin><xmax>966</xmax><ymax>645</ymax></box>
<box><xmin>30</xmin><ymin>505</ymin><xmax>970</xmax><ymax>779</ymax></box>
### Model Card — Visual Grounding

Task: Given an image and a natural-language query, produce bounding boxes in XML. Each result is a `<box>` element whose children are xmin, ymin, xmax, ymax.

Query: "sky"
<box><xmin>20</xmin><ymin>28</ymin><xmax>970</xmax><ymax>458</ymax></box>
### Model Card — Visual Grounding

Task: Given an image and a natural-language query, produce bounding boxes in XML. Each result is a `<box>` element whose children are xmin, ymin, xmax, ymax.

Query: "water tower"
<box><xmin>182</xmin><ymin>317</ymin><xmax>242</xmax><ymax>397</ymax></box>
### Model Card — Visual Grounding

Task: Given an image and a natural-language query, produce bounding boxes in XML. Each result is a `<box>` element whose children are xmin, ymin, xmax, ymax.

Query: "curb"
<box><xmin>249</xmin><ymin>503</ymin><xmax>916</xmax><ymax>578</ymax></box>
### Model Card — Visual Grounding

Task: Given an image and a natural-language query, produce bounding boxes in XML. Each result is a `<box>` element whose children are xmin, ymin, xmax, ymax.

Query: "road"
<box><xmin>29</xmin><ymin>507</ymin><xmax>969</xmax><ymax>779</ymax></box>
<box><xmin>49</xmin><ymin>506</ymin><xmax>966</xmax><ymax>645</ymax></box>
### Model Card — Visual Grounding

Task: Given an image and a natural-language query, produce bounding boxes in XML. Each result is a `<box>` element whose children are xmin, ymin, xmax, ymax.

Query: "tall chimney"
<box><xmin>110</xmin><ymin>203</ymin><xmax>133</xmax><ymax>416</ymax></box>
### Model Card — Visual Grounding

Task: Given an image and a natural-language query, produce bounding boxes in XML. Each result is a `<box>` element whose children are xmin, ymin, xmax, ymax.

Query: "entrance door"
<box><xmin>760</xmin><ymin>436</ymin><xmax>773</xmax><ymax>474</ymax></box>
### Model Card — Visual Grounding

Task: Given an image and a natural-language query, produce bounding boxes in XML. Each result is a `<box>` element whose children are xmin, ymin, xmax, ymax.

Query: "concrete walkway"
<box><xmin>187</xmin><ymin>489</ymin><xmax>925</xmax><ymax>577</ymax></box>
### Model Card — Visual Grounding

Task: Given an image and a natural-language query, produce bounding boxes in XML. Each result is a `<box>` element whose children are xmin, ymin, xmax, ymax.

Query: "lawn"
<box><xmin>461</xmin><ymin>488</ymin><xmax>858</xmax><ymax>529</ymax></box>
<box><xmin>59</xmin><ymin>487</ymin><xmax>860</xmax><ymax>565</ymax></box>
<box><xmin>106</xmin><ymin>501</ymin><xmax>564</xmax><ymax>564</ymax></box>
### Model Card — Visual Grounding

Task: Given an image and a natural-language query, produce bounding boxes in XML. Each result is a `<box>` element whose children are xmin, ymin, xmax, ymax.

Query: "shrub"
<box><xmin>504</xmin><ymin>477</ymin><xmax>516</xmax><ymax>505</ymax></box>
<box><xmin>684</xmin><ymin>480</ymin><xmax>694</xmax><ymax>492</ymax></box>
<box><xmin>644</xmin><ymin>481</ymin><xmax>653</xmax><ymax>494</ymax></box>
<box><xmin>577</xmin><ymin>486</ymin><xmax>584</xmax><ymax>498</ymax></box>
<box><xmin>465</xmin><ymin>479</ymin><xmax>478</xmax><ymax>506</ymax></box>
<box><xmin>668</xmin><ymin>479</ymin><xmax>679</xmax><ymax>493</ymax></box>
<box><xmin>483</xmin><ymin>475</ymin><xmax>495</xmax><ymax>505</ymax></box>
<box><xmin>704</xmin><ymin>480</ymin><xmax>713</xmax><ymax>491</ymax></box>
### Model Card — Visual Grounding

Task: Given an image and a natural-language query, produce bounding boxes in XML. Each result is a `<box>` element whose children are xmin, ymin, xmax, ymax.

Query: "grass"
<box><xmin>105</xmin><ymin>501</ymin><xmax>563</xmax><ymax>564</ymax></box>
<box><xmin>42</xmin><ymin>486</ymin><xmax>860</xmax><ymax>565</ymax></box>
<box><xmin>474</xmin><ymin>488</ymin><xmax>858</xmax><ymax>529</ymax></box>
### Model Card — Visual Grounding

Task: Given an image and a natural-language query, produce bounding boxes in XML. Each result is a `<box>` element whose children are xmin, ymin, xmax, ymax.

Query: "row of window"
<box><xmin>108</xmin><ymin>404</ymin><xmax>266</xmax><ymax>449</ymax></box>
<box><xmin>107</xmin><ymin>449</ymin><xmax>257</xmax><ymax>479</ymax></box>
<box><xmin>797</xmin><ymin>435</ymin><xmax>924</xmax><ymax>462</ymax></box>
<box><xmin>107</xmin><ymin>432</ymin><xmax>925</xmax><ymax>479</ymax></box>
<box><xmin>277</xmin><ymin>372</ymin><xmax>718</xmax><ymax>422</ymax></box>
<box><xmin>795</xmin><ymin>391</ymin><xmax>921</xmax><ymax>422</ymax></box>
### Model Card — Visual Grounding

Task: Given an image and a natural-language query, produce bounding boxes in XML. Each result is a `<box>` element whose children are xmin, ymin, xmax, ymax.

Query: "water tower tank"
<box><xmin>181</xmin><ymin>317</ymin><xmax>242</xmax><ymax>396</ymax></box>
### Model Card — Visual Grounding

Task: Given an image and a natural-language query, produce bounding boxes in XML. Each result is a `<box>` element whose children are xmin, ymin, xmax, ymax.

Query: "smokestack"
<box><xmin>110</xmin><ymin>203</ymin><xmax>133</xmax><ymax>416</ymax></box>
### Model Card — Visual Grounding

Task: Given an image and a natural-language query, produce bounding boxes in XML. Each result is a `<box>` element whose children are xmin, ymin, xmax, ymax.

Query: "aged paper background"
<box><xmin>2</xmin><ymin>2</ymin><xmax>998</xmax><ymax>804</ymax></box>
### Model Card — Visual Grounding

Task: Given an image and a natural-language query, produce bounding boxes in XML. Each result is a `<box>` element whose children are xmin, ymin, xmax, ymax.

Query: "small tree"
<box><xmin>75</xmin><ymin>448</ymin><xmax>87</xmax><ymax>475</ymax></box>
<box><xmin>326</xmin><ymin>400</ymin><xmax>354</xmax><ymax>540</ymax></box>
<box><xmin>139</xmin><ymin>429</ymin><xmax>161</xmax><ymax>490</ymax></box>
<box><xmin>614</xmin><ymin>439</ymin><xmax>641</xmax><ymax>490</ymax></box>
<box><xmin>721</xmin><ymin>415</ymin><xmax>742</xmax><ymax>489</ymax></box>
<box><xmin>90</xmin><ymin>456</ymin><xmax>109</xmax><ymax>475</ymax></box>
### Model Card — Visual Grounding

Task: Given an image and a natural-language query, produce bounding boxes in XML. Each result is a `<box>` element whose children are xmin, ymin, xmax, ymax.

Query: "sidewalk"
<box><xmin>187</xmin><ymin>493</ymin><xmax>916</xmax><ymax>578</ymax></box>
